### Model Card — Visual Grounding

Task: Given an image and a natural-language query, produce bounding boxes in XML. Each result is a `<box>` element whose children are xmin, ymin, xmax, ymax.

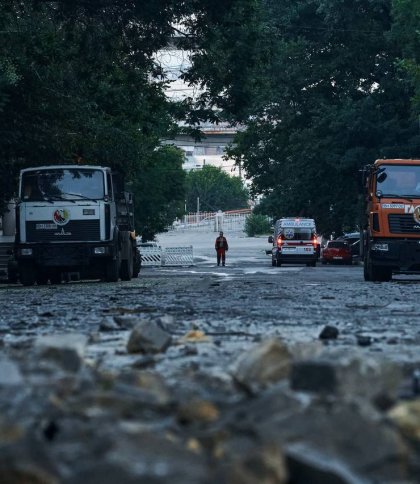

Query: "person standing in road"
<box><xmin>215</xmin><ymin>231</ymin><xmax>228</xmax><ymax>266</ymax></box>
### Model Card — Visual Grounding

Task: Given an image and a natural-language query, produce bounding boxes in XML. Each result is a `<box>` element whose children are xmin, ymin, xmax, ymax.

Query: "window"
<box><xmin>21</xmin><ymin>169</ymin><xmax>105</xmax><ymax>201</ymax></box>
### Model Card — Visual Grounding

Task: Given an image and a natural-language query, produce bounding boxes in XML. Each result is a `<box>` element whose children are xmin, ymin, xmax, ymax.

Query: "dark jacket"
<box><xmin>215</xmin><ymin>236</ymin><xmax>228</xmax><ymax>251</ymax></box>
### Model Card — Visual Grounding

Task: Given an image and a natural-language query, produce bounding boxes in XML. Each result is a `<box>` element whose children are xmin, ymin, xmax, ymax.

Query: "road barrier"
<box><xmin>140</xmin><ymin>246</ymin><xmax>194</xmax><ymax>267</ymax></box>
<box><xmin>163</xmin><ymin>246</ymin><xmax>194</xmax><ymax>266</ymax></box>
<box><xmin>140</xmin><ymin>247</ymin><xmax>163</xmax><ymax>266</ymax></box>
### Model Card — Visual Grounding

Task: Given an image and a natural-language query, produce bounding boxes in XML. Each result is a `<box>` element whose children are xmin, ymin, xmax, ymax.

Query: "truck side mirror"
<box><xmin>268</xmin><ymin>235</ymin><xmax>273</xmax><ymax>244</ymax></box>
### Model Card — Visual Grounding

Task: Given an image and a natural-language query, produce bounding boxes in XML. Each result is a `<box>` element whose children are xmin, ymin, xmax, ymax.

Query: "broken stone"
<box><xmin>233</xmin><ymin>339</ymin><xmax>291</xmax><ymax>393</ymax></box>
<box><xmin>290</xmin><ymin>355</ymin><xmax>402</xmax><ymax>403</ymax></box>
<box><xmin>357</xmin><ymin>335</ymin><xmax>372</xmax><ymax>347</ymax></box>
<box><xmin>388</xmin><ymin>400</ymin><xmax>420</xmax><ymax>444</ymax></box>
<box><xmin>0</xmin><ymin>355</ymin><xmax>23</xmax><ymax>386</ymax></box>
<box><xmin>127</xmin><ymin>320</ymin><xmax>171</xmax><ymax>354</ymax></box>
<box><xmin>179</xmin><ymin>330</ymin><xmax>211</xmax><ymax>344</ymax></box>
<box><xmin>99</xmin><ymin>318</ymin><xmax>121</xmax><ymax>332</ymax></box>
<box><xmin>227</xmin><ymin>444</ymin><xmax>288</xmax><ymax>484</ymax></box>
<box><xmin>177</xmin><ymin>399</ymin><xmax>220</xmax><ymax>424</ymax></box>
<box><xmin>319</xmin><ymin>325</ymin><xmax>339</xmax><ymax>340</ymax></box>
<box><xmin>35</xmin><ymin>333</ymin><xmax>88</xmax><ymax>372</ymax></box>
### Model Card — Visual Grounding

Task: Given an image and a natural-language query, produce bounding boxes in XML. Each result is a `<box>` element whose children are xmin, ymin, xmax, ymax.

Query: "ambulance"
<box><xmin>268</xmin><ymin>218</ymin><xmax>319</xmax><ymax>266</ymax></box>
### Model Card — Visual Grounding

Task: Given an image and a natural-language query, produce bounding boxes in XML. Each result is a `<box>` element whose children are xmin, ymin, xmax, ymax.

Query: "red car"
<box><xmin>321</xmin><ymin>240</ymin><xmax>352</xmax><ymax>265</ymax></box>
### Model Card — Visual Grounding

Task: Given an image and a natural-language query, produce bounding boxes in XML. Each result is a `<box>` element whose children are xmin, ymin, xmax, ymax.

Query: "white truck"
<box><xmin>14</xmin><ymin>165</ymin><xmax>140</xmax><ymax>286</ymax></box>
<box><xmin>268</xmin><ymin>218</ymin><xmax>319</xmax><ymax>267</ymax></box>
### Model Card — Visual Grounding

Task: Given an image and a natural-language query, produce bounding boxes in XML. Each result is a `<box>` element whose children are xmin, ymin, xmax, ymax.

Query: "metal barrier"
<box><xmin>140</xmin><ymin>246</ymin><xmax>194</xmax><ymax>267</ymax></box>
<box><xmin>140</xmin><ymin>246</ymin><xmax>163</xmax><ymax>266</ymax></box>
<box><xmin>163</xmin><ymin>246</ymin><xmax>194</xmax><ymax>266</ymax></box>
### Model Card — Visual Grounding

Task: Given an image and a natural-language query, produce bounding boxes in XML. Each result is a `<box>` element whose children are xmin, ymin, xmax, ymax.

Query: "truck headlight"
<box><xmin>94</xmin><ymin>246</ymin><xmax>106</xmax><ymax>255</ymax></box>
<box><xmin>20</xmin><ymin>248</ymin><xmax>33</xmax><ymax>256</ymax></box>
<box><xmin>372</xmin><ymin>243</ymin><xmax>389</xmax><ymax>251</ymax></box>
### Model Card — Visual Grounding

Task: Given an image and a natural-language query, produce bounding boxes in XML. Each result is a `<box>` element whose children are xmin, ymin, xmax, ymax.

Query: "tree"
<box><xmin>226</xmin><ymin>0</ymin><xmax>420</xmax><ymax>235</ymax></box>
<box><xmin>185</xmin><ymin>165</ymin><xmax>249</xmax><ymax>213</ymax></box>
<box><xmin>0</xmin><ymin>0</ymin><xmax>264</xmax><ymax>239</ymax></box>
<box><xmin>392</xmin><ymin>0</ymin><xmax>420</xmax><ymax>108</ymax></box>
<box><xmin>133</xmin><ymin>146</ymin><xmax>185</xmax><ymax>241</ymax></box>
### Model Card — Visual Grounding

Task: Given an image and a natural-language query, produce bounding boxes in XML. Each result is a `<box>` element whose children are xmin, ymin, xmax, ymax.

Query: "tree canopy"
<box><xmin>0</xmin><ymin>0</ymin><xmax>260</xmax><ymax>236</ymax></box>
<box><xmin>222</xmin><ymin>0</ymin><xmax>420</xmax><ymax>235</ymax></box>
<box><xmin>185</xmin><ymin>165</ymin><xmax>249</xmax><ymax>213</ymax></box>
<box><xmin>2</xmin><ymin>0</ymin><xmax>420</xmax><ymax>237</ymax></box>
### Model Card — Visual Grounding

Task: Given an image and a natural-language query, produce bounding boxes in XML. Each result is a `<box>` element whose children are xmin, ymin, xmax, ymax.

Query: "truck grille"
<box><xmin>388</xmin><ymin>214</ymin><xmax>420</xmax><ymax>234</ymax></box>
<box><xmin>26</xmin><ymin>220</ymin><xmax>100</xmax><ymax>242</ymax></box>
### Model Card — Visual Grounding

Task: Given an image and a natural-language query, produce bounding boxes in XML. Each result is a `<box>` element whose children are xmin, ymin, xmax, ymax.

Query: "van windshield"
<box><xmin>281</xmin><ymin>228</ymin><xmax>313</xmax><ymax>240</ymax></box>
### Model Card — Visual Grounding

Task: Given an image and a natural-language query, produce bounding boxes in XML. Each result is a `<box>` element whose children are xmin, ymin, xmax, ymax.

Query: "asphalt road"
<box><xmin>1</xmin><ymin>231</ymin><xmax>420</xmax><ymax>372</ymax></box>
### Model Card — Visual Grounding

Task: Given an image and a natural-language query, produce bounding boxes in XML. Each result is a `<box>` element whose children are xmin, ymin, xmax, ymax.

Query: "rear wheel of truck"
<box><xmin>120</xmin><ymin>246</ymin><xmax>133</xmax><ymax>281</ymax></box>
<box><xmin>364</xmin><ymin>259</ymin><xmax>392</xmax><ymax>282</ymax></box>
<box><xmin>133</xmin><ymin>248</ymin><xmax>141</xmax><ymax>278</ymax></box>
<box><xmin>19</xmin><ymin>263</ymin><xmax>36</xmax><ymax>286</ymax></box>
<box><xmin>50</xmin><ymin>271</ymin><xmax>62</xmax><ymax>285</ymax></box>
<box><xmin>36</xmin><ymin>273</ymin><xmax>49</xmax><ymax>285</ymax></box>
<box><xmin>105</xmin><ymin>254</ymin><xmax>120</xmax><ymax>282</ymax></box>
<box><xmin>271</xmin><ymin>258</ymin><xmax>277</xmax><ymax>267</ymax></box>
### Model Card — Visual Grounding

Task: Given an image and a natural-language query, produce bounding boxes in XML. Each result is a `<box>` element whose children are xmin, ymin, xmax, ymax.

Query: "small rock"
<box><xmin>233</xmin><ymin>339</ymin><xmax>291</xmax><ymax>393</ymax></box>
<box><xmin>228</xmin><ymin>444</ymin><xmax>288</xmax><ymax>484</ymax></box>
<box><xmin>127</xmin><ymin>320</ymin><xmax>171</xmax><ymax>354</ymax></box>
<box><xmin>388</xmin><ymin>400</ymin><xmax>420</xmax><ymax>444</ymax></box>
<box><xmin>131</xmin><ymin>355</ymin><xmax>156</xmax><ymax>369</ymax></box>
<box><xmin>177</xmin><ymin>399</ymin><xmax>220</xmax><ymax>424</ymax></box>
<box><xmin>357</xmin><ymin>335</ymin><xmax>372</xmax><ymax>347</ymax></box>
<box><xmin>179</xmin><ymin>330</ymin><xmax>211</xmax><ymax>344</ymax></box>
<box><xmin>290</xmin><ymin>361</ymin><xmax>337</xmax><ymax>393</ymax></box>
<box><xmin>113</xmin><ymin>315</ymin><xmax>139</xmax><ymax>329</ymax></box>
<box><xmin>99</xmin><ymin>318</ymin><xmax>121</xmax><ymax>332</ymax></box>
<box><xmin>291</xmin><ymin>355</ymin><xmax>402</xmax><ymax>403</ymax></box>
<box><xmin>36</xmin><ymin>333</ymin><xmax>88</xmax><ymax>372</ymax></box>
<box><xmin>0</xmin><ymin>355</ymin><xmax>23</xmax><ymax>386</ymax></box>
<box><xmin>319</xmin><ymin>325</ymin><xmax>339</xmax><ymax>340</ymax></box>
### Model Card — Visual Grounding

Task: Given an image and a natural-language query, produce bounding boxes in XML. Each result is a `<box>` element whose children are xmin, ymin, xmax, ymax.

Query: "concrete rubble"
<box><xmin>0</xmin><ymin>330</ymin><xmax>419</xmax><ymax>483</ymax></box>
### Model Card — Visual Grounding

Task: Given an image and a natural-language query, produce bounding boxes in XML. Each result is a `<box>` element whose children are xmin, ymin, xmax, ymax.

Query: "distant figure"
<box><xmin>215</xmin><ymin>231</ymin><xmax>228</xmax><ymax>266</ymax></box>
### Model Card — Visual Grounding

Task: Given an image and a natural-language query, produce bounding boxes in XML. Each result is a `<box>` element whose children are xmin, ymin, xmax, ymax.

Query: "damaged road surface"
<box><xmin>1</xmin><ymin>245</ymin><xmax>420</xmax><ymax>483</ymax></box>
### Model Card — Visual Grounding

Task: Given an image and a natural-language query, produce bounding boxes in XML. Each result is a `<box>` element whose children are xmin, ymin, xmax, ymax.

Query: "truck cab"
<box><xmin>15</xmin><ymin>165</ymin><xmax>140</xmax><ymax>285</ymax></box>
<box><xmin>362</xmin><ymin>159</ymin><xmax>420</xmax><ymax>281</ymax></box>
<box><xmin>268</xmin><ymin>218</ymin><xmax>319</xmax><ymax>267</ymax></box>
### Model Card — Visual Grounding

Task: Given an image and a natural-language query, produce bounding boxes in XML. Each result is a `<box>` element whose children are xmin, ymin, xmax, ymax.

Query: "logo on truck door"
<box><xmin>53</xmin><ymin>209</ymin><xmax>70</xmax><ymax>226</ymax></box>
<box><xmin>414</xmin><ymin>206</ymin><xmax>420</xmax><ymax>224</ymax></box>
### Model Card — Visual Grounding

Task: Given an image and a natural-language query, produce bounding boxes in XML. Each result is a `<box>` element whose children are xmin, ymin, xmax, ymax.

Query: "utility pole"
<box><xmin>196</xmin><ymin>197</ymin><xmax>200</xmax><ymax>224</ymax></box>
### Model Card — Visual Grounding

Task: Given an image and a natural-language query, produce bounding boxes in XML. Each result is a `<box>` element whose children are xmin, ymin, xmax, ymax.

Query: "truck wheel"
<box><xmin>120</xmin><ymin>246</ymin><xmax>133</xmax><ymax>281</ymax></box>
<box><xmin>105</xmin><ymin>255</ymin><xmax>120</xmax><ymax>282</ymax></box>
<box><xmin>272</xmin><ymin>258</ymin><xmax>277</xmax><ymax>267</ymax></box>
<box><xmin>7</xmin><ymin>260</ymin><xmax>18</xmax><ymax>284</ymax></box>
<box><xmin>133</xmin><ymin>248</ymin><xmax>141</xmax><ymax>278</ymax></box>
<box><xmin>50</xmin><ymin>272</ymin><xmax>62</xmax><ymax>285</ymax></box>
<box><xmin>364</xmin><ymin>260</ymin><xmax>391</xmax><ymax>282</ymax></box>
<box><xmin>19</xmin><ymin>263</ymin><xmax>36</xmax><ymax>286</ymax></box>
<box><xmin>36</xmin><ymin>273</ymin><xmax>49</xmax><ymax>285</ymax></box>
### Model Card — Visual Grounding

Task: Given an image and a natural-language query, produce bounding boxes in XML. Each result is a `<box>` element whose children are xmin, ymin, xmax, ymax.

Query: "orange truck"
<box><xmin>362</xmin><ymin>159</ymin><xmax>420</xmax><ymax>281</ymax></box>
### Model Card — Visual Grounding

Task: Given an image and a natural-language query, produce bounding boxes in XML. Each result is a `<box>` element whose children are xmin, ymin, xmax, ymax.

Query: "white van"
<box><xmin>268</xmin><ymin>218</ymin><xmax>319</xmax><ymax>266</ymax></box>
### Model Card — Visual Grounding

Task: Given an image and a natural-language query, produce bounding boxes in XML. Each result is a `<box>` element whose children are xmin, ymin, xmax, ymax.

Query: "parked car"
<box><xmin>321</xmin><ymin>240</ymin><xmax>352</xmax><ymax>265</ymax></box>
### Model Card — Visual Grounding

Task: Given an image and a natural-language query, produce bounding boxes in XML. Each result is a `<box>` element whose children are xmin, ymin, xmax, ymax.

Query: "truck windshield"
<box><xmin>376</xmin><ymin>164</ymin><xmax>420</xmax><ymax>197</ymax></box>
<box><xmin>21</xmin><ymin>169</ymin><xmax>105</xmax><ymax>201</ymax></box>
<box><xmin>281</xmin><ymin>228</ymin><xmax>313</xmax><ymax>240</ymax></box>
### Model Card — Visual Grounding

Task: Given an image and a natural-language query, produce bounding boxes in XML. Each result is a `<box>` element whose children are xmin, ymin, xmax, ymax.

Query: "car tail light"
<box><xmin>277</xmin><ymin>236</ymin><xmax>283</xmax><ymax>247</ymax></box>
<box><xmin>312</xmin><ymin>235</ymin><xmax>318</xmax><ymax>247</ymax></box>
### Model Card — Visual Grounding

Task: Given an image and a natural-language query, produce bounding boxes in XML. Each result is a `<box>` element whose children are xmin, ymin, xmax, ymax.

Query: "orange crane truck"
<box><xmin>362</xmin><ymin>159</ymin><xmax>420</xmax><ymax>281</ymax></box>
